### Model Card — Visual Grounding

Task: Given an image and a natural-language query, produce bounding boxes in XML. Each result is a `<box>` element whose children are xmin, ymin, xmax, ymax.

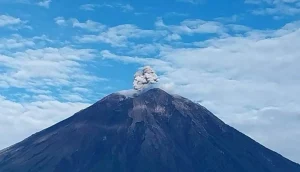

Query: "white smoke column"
<box><xmin>133</xmin><ymin>66</ymin><xmax>158</xmax><ymax>91</ymax></box>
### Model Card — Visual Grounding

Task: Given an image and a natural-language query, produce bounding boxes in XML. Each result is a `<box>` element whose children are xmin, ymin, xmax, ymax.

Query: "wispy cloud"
<box><xmin>118</xmin><ymin>4</ymin><xmax>134</xmax><ymax>12</ymax></box>
<box><xmin>177</xmin><ymin>0</ymin><xmax>204</xmax><ymax>4</ymax></box>
<box><xmin>54</xmin><ymin>17</ymin><xmax>66</xmax><ymax>26</ymax></box>
<box><xmin>71</xmin><ymin>19</ymin><xmax>106</xmax><ymax>32</ymax></box>
<box><xmin>0</xmin><ymin>46</ymin><xmax>106</xmax><ymax>92</ymax></box>
<box><xmin>101</xmin><ymin>50</ymin><xmax>172</xmax><ymax>71</ymax></box>
<box><xmin>55</xmin><ymin>17</ymin><xmax>161</xmax><ymax>46</ymax></box>
<box><xmin>72</xmin><ymin>17</ymin><xmax>251</xmax><ymax>47</ymax></box>
<box><xmin>0</xmin><ymin>15</ymin><xmax>21</xmax><ymax>27</ymax></box>
<box><xmin>215</xmin><ymin>15</ymin><xmax>240</xmax><ymax>23</ymax></box>
<box><xmin>79</xmin><ymin>3</ymin><xmax>134</xmax><ymax>12</ymax></box>
<box><xmin>128</xmin><ymin>44</ymin><xmax>161</xmax><ymax>56</ymax></box>
<box><xmin>245</xmin><ymin>0</ymin><xmax>300</xmax><ymax>16</ymax></box>
<box><xmin>10</xmin><ymin>0</ymin><xmax>52</xmax><ymax>8</ymax></box>
<box><xmin>155</xmin><ymin>18</ymin><xmax>226</xmax><ymax>35</ymax></box>
<box><xmin>80</xmin><ymin>4</ymin><xmax>98</xmax><ymax>11</ymax></box>
<box><xmin>37</xmin><ymin>0</ymin><xmax>51</xmax><ymax>8</ymax></box>
<box><xmin>165</xmin><ymin>12</ymin><xmax>189</xmax><ymax>18</ymax></box>
<box><xmin>61</xmin><ymin>94</ymin><xmax>86</xmax><ymax>102</ymax></box>
<box><xmin>32</xmin><ymin>94</ymin><xmax>55</xmax><ymax>101</ymax></box>
<box><xmin>54</xmin><ymin>17</ymin><xmax>106</xmax><ymax>32</ymax></box>
<box><xmin>75</xmin><ymin>24</ymin><xmax>159</xmax><ymax>47</ymax></box>
<box><xmin>165</xmin><ymin>33</ymin><xmax>182</xmax><ymax>41</ymax></box>
<box><xmin>0</xmin><ymin>34</ymin><xmax>35</xmax><ymax>50</ymax></box>
<box><xmin>0</xmin><ymin>15</ymin><xmax>30</xmax><ymax>30</ymax></box>
<box><xmin>72</xmin><ymin>87</ymin><xmax>90</xmax><ymax>93</ymax></box>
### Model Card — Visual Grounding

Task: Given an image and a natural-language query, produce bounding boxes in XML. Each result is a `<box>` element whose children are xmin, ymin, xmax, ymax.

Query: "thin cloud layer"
<box><xmin>0</xmin><ymin>96</ymin><xmax>90</xmax><ymax>149</ymax></box>
<box><xmin>0</xmin><ymin>46</ymin><xmax>106</xmax><ymax>95</ymax></box>
<box><xmin>79</xmin><ymin>3</ymin><xmax>134</xmax><ymax>12</ymax></box>
<box><xmin>37</xmin><ymin>0</ymin><xmax>51</xmax><ymax>8</ymax></box>
<box><xmin>245</xmin><ymin>0</ymin><xmax>300</xmax><ymax>16</ymax></box>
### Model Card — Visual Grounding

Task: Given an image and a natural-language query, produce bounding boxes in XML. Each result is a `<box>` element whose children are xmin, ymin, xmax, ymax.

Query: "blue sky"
<box><xmin>1</xmin><ymin>0</ymin><xmax>300</xmax><ymax>163</ymax></box>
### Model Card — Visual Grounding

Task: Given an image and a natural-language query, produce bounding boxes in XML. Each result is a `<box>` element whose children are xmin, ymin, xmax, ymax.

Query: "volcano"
<box><xmin>0</xmin><ymin>88</ymin><xmax>299</xmax><ymax>172</ymax></box>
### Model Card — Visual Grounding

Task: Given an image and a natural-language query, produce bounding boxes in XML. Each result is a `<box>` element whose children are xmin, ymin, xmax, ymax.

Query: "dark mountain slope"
<box><xmin>0</xmin><ymin>88</ymin><xmax>299</xmax><ymax>172</ymax></box>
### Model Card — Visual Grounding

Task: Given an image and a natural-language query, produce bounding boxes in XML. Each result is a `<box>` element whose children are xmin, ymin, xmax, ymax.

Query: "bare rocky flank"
<box><xmin>0</xmin><ymin>88</ymin><xmax>300</xmax><ymax>172</ymax></box>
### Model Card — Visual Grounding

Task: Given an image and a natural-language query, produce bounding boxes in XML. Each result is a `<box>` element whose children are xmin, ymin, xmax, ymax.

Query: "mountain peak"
<box><xmin>137</xmin><ymin>88</ymin><xmax>172</xmax><ymax>102</ymax></box>
<box><xmin>142</xmin><ymin>87</ymin><xmax>168</xmax><ymax>95</ymax></box>
<box><xmin>1</xmin><ymin>89</ymin><xmax>300</xmax><ymax>172</ymax></box>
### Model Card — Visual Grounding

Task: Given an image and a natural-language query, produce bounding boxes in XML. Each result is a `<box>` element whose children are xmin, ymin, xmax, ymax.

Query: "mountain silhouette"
<box><xmin>0</xmin><ymin>88</ymin><xmax>299</xmax><ymax>172</ymax></box>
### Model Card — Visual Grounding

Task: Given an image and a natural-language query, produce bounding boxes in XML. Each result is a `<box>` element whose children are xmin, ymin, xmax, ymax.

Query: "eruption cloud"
<box><xmin>133</xmin><ymin>66</ymin><xmax>158</xmax><ymax>91</ymax></box>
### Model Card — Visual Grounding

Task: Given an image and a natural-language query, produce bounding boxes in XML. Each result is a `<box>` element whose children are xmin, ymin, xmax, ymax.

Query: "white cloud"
<box><xmin>102</xmin><ymin>20</ymin><xmax>300</xmax><ymax>163</ymax></box>
<box><xmin>0</xmin><ymin>96</ymin><xmax>90</xmax><ymax>149</ymax></box>
<box><xmin>118</xmin><ymin>4</ymin><xmax>134</xmax><ymax>12</ymax></box>
<box><xmin>8</xmin><ymin>0</ymin><xmax>52</xmax><ymax>8</ymax></box>
<box><xmin>79</xmin><ymin>3</ymin><xmax>134</xmax><ymax>12</ymax></box>
<box><xmin>32</xmin><ymin>34</ymin><xmax>54</xmax><ymax>43</ymax></box>
<box><xmin>61</xmin><ymin>94</ymin><xmax>86</xmax><ymax>102</ymax></box>
<box><xmin>54</xmin><ymin>17</ymin><xmax>66</xmax><ymax>26</ymax></box>
<box><xmin>76</xmin><ymin>17</ymin><xmax>247</xmax><ymax>47</ymax></box>
<box><xmin>227</xmin><ymin>24</ymin><xmax>251</xmax><ymax>32</ymax></box>
<box><xmin>28</xmin><ymin>88</ymin><xmax>51</xmax><ymax>94</ymax></box>
<box><xmin>117</xmin><ymin>89</ymin><xmax>138</xmax><ymax>98</ymax></box>
<box><xmin>0</xmin><ymin>34</ymin><xmax>35</xmax><ymax>49</ymax></box>
<box><xmin>245</xmin><ymin>0</ymin><xmax>300</xmax><ymax>16</ymax></box>
<box><xmin>76</xmin><ymin>24</ymin><xmax>159</xmax><ymax>47</ymax></box>
<box><xmin>37</xmin><ymin>0</ymin><xmax>51</xmax><ymax>8</ymax></box>
<box><xmin>72</xmin><ymin>87</ymin><xmax>90</xmax><ymax>93</ymax></box>
<box><xmin>55</xmin><ymin>17</ymin><xmax>106</xmax><ymax>32</ymax></box>
<box><xmin>177</xmin><ymin>0</ymin><xmax>203</xmax><ymax>4</ymax></box>
<box><xmin>0</xmin><ymin>47</ymin><xmax>105</xmax><ymax>90</ymax></box>
<box><xmin>165</xmin><ymin>33</ymin><xmax>182</xmax><ymax>41</ymax></box>
<box><xmin>67</xmin><ymin>17</ymin><xmax>249</xmax><ymax>47</ymax></box>
<box><xmin>0</xmin><ymin>15</ymin><xmax>21</xmax><ymax>27</ymax></box>
<box><xmin>80</xmin><ymin>4</ymin><xmax>98</xmax><ymax>11</ymax></box>
<box><xmin>32</xmin><ymin>94</ymin><xmax>55</xmax><ymax>101</ymax></box>
<box><xmin>128</xmin><ymin>44</ymin><xmax>160</xmax><ymax>56</ymax></box>
<box><xmin>101</xmin><ymin>50</ymin><xmax>173</xmax><ymax>72</ymax></box>
<box><xmin>165</xmin><ymin>12</ymin><xmax>189</xmax><ymax>17</ymax></box>
<box><xmin>0</xmin><ymin>15</ymin><xmax>29</xmax><ymax>29</ymax></box>
<box><xmin>155</xmin><ymin>18</ymin><xmax>226</xmax><ymax>35</ymax></box>
<box><xmin>153</xmin><ymin>18</ymin><xmax>253</xmax><ymax>42</ymax></box>
<box><xmin>70</xmin><ymin>18</ymin><xmax>106</xmax><ymax>32</ymax></box>
<box><xmin>215</xmin><ymin>15</ymin><xmax>240</xmax><ymax>23</ymax></box>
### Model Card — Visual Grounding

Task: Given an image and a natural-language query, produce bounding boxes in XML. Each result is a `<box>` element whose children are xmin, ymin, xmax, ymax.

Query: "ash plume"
<box><xmin>133</xmin><ymin>66</ymin><xmax>158</xmax><ymax>91</ymax></box>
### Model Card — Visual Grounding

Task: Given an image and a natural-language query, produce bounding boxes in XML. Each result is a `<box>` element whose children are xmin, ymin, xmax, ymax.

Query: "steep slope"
<box><xmin>0</xmin><ymin>88</ymin><xmax>299</xmax><ymax>172</ymax></box>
